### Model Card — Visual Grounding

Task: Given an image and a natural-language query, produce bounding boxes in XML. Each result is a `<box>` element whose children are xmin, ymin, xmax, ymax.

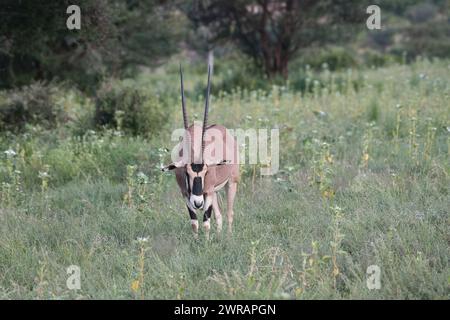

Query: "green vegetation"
<box><xmin>0</xmin><ymin>0</ymin><xmax>448</xmax><ymax>300</ymax></box>
<box><xmin>0</xmin><ymin>59</ymin><xmax>448</xmax><ymax>299</ymax></box>
<box><xmin>2</xmin><ymin>1</ymin><xmax>448</xmax><ymax>90</ymax></box>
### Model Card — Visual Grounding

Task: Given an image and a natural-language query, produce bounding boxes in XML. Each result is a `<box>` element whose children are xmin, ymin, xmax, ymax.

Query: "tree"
<box><xmin>365</xmin><ymin>0</ymin><xmax>449</xmax><ymax>60</ymax></box>
<box><xmin>185</xmin><ymin>0</ymin><xmax>367</xmax><ymax>78</ymax></box>
<box><xmin>0</xmin><ymin>1</ymin><xmax>115</xmax><ymax>90</ymax></box>
<box><xmin>0</xmin><ymin>0</ymin><xmax>185</xmax><ymax>90</ymax></box>
<box><xmin>111</xmin><ymin>0</ymin><xmax>187</xmax><ymax>73</ymax></box>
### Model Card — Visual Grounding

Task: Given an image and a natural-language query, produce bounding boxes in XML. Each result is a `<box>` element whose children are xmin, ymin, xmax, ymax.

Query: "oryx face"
<box><xmin>162</xmin><ymin>159</ymin><xmax>229</xmax><ymax>208</ymax></box>
<box><xmin>186</xmin><ymin>163</ymin><xmax>207</xmax><ymax>209</ymax></box>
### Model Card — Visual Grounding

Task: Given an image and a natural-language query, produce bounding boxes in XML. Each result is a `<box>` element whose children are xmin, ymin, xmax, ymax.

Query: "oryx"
<box><xmin>162</xmin><ymin>64</ymin><xmax>239</xmax><ymax>238</ymax></box>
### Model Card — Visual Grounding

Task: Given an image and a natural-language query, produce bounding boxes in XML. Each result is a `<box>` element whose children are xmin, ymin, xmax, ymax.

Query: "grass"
<box><xmin>0</xmin><ymin>58</ymin><xmax>449</xmax><ymax>299</ymax></box>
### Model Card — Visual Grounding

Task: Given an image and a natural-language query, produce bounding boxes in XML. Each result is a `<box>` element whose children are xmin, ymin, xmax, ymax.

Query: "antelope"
<box><xmin>162</xmin><ymin>64</ymin><xmax>239</xmax><ymax>239</ymax></box>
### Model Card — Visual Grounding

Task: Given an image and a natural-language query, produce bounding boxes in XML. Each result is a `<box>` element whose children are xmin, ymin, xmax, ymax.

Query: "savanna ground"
<box><xmin>0</xmin><ymin>59</ymin><xmax>449</xmax><ymax>299</ymax></box>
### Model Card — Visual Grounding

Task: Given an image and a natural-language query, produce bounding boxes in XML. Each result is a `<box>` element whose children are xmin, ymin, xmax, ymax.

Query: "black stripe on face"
<box><xmin>192</xmin><ymin>177</ymin><xmax>203</xmax><ymax>196</ymax></box>
<box><xmin>191</xmin><ymin>164</ymin><xmax>204</xmax><ymax>173</ymax></box>
<box><xmin>187</xmin><ymin>206</ymin><xmax>197</xmax><ymax>220</ymax></box>
<box><xmin>185</xmin><ymin>173</ymin><xmax>191</xmax><ymax>194</ymax></box>
<box><xmin>203</xmin><ymin>206</ymin><xmax>212</xmax><ymax>222</ymax></box>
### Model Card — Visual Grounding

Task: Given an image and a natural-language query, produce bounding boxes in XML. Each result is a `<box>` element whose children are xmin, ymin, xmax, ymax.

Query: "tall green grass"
<box><xmin>0</xmin><ymin>59</ymin><xmax>448</xmax><ymax>299</ymax></box>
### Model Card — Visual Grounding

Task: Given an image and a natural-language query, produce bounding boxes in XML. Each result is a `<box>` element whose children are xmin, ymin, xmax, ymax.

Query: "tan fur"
<box><xmin>174</xmin><ymin>123</ymin><xmax>239</xmax><ymax>196</ymax></box>
<box><xmin>170</xmin><ymin>123</ymin><xmax>239</xmax><ymax>236</ymax></box>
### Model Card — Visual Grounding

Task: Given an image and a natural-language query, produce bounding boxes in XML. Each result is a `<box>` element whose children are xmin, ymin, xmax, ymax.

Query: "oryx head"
<box><xmin>162</xmin><ymin>64</ymin><xmax>228</xmax><ymax>209</ymax></box>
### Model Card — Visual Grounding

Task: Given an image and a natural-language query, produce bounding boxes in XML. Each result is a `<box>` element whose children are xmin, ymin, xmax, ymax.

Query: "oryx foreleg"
<box><xmin>203</xmin><ymin>194</ymin><xmax>213</xmax><ymax>240</ymax></box>
<box><xmin>211</xmin><ymin>192</ymin><xmax>222</xmax><ymax>233</ymax></box>
<box><xmin>186</xmin><ymin>199</ymin><xmax>198</xmax><ymax>239</ymax></box>
<box><xmin>226</xmin><ymin>182</ymin><xmax>237</xmax><ymax>234</ymax></box>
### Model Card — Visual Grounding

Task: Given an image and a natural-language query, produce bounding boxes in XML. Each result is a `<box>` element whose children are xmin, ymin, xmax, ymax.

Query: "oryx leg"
<box><xmin>186</xmin><ymin>199</ymin><xmax>198</xmax><ymax>239</ymax></box>
<box><xmin>211</xmin><ymin>192</ymin><xmax>222</xmax><ymax>233</ymax></box>
<box><xmin>226</xmin><ymin>182</ymin><xmax>237</xmax><ymax>234</ymax></box>
<box><xmin>202</xmin><ymin>195</ymin><xmax>213</xmax><ymax>240</ymax></box>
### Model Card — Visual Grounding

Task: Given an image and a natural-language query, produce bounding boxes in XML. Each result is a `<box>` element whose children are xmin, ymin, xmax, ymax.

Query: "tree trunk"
<box><xmin>262</xmin><ymin>46</ymin><xmax>289</xmax><ymax>79</ymax></box>
<box><xmin>256</xmin><ymin>0</ymin><xmax>290</xmax><ymax>79</ymax></box>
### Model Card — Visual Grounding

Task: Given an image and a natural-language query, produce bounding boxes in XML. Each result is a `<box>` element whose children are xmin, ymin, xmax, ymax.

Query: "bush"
<box><xmin>94</xmin><ymin>80</ymin><xmax>168</xmax><ymax>137</ymax></box>
<box><xmin>0</xmin><ymin>82</ymin><xmax>66</xmax><ymax>132</ymax></box>
<box><xmin>398</xmin><ymin>21</ymin><xmax>450</xmax><ymax>59</ymax></box>
<box><xmin>203</xmin><ymin>57</ymin><xmax>277</xmax><ymax>94</ymax></box>
<box><xmin>292</xmin><ymin>47</ymin><xmax>358</xmax><ymax>72</ymax></box>
<box><xmin>361</xmin><ymin>50</ymin><xmax>396</xmax><ymax>68</ymax></box>
<box><xmin>406</xmin><ymin>2</ymin><xmax>438</xmax><ymax>23</ymax></box>
<box><xmin>211</xmin><ymin>69</ymin><xmax>276</xmax><ymax>94</ymax></box>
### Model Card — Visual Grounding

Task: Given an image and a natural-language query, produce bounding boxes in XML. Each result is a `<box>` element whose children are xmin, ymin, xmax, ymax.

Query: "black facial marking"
<box><xmin>185</xmin><ymin>173</ymin><xmax>191</xmax><ymax>193</ymax></box>
<box><xmin>203</xmin><ymin>206</ymin><xmax>212</xmax><ymax>222</ymax></box>
<box><xmin>187</xmin><ymin>206</ymin><xmax>197</xmax><ymax>220</ymax></box>
<box><xmin>192</xmin><ymin>177</ymin><xmax>203</xmax><ymax>196</ymax></box>
<box><xmin>191</xmin><ymin>163</ymin><xmax>204</xmax><ymax>173</ymax></box>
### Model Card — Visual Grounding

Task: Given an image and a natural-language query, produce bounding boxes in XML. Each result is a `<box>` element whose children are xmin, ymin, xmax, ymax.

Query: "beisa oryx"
<box><xmin>162</xmin><ymin>64</ymin><xmax>239</xmax><ymax>239</ymax></box>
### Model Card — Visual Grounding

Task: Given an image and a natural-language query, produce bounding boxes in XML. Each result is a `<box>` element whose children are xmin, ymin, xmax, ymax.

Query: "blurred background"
<box><xmin>0</xmin><ymin>0</ymin><xmax>448</xmax><ymax>135</ymax></box>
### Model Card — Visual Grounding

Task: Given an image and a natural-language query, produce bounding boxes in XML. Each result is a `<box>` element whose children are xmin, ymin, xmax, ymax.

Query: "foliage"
<box><xmin>0</xmin><ymin>82</ymin><xmax>64</xmax><ymax>132</ymax></box>
<box><xmin>94</xmin><ymin>79</ymin><xmax>168</xmax><ymax>137</ymax></box>
<box><xmin>0</xmin><ymin>1</ymin><xmax>115</xmax><ymax>90</ymax></box>
<box><xmin>0</xmin><ymin>81</ymin><xmax>95</xmax><ymax>134</ymax></box>
<box><xmin>398</xmin><ymin>21</ymin><xmax>450</xmax><ymax>60</ymax></box>
<box><xmin>0</xmin><ymin>0</ymin><xmax>183</xmax><ymax>91</ymax></box>
<box><xmin>0</xmin><ymin>60</ymin><xmax>448</xmax><ymax>299</ymax></box>
<box><xmin>366</xmin><ymin>0</ymin><xmax>450</xmax><ymax>61</ymax></box>
<box><xmin>185</xmin><ymin>0</ymin><xmax>368</xmax><ymax>77</ymax></box>
<box><xmin>292</xmin><ymin>47</ymin><xmax>358</xmax><ymax>72</ymax></box>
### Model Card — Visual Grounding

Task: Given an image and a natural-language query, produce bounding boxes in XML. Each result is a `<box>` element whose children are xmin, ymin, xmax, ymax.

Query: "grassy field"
<box><xmin>0</xmin><ymin>59</ymin><xmax>449</xmax><ymax>299</ymax></box>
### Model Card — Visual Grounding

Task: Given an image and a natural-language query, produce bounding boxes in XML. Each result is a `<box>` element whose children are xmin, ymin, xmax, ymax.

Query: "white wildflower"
<box><xmin>38</xmin><ymin>171</ymin><xmax>50</xmax><ymax>179</ymax></box>
<box><xmin>4</xmin><ymin>149</ymin><xmax>16</xmax><ymax>157</ymax></box>
<box><xmin>137</xmin><ymin>237</ymin><xmax>149</xmax><ymax>244</ymax></box>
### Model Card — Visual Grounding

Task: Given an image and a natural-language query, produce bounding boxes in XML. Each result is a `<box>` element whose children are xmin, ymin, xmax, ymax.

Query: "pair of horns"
<box><xmin>180</xmin><ymin>63</ymin><xmax>212</xmax><ymax>161</ymax></box>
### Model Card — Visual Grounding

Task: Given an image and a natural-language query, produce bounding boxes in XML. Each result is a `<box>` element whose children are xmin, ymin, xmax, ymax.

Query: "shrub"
<box><xmin>292</xmin><ymin>47</ymin><xmax>357</xmax><ymax>72</ymax></box>
<box><xmin>206</xmin><ymin>58</ymin><xmax>276</xmax><ymax>94</ymax></box>
<box><xmin>0</xmin><ymin>82</ymin><xmax>66</xmax><ymax>132</ymax></box>
<box><xmin>361</xmin><ymin>50</ymin><xmax>395</xmax><ymax>68</ymax></box>
<box><xmin>94</xmin><ymin>80</ymin><xmax>167</xmax><ymax>137</ymax></box>
<box><xmin>289</xmin><ymin>73</ymin><xmax>323</xmax><ymax>94</ymax></box>
<box><xmin>399</xmin><ymin>21</ymin><xmax>450</xmax><ymax>59</ymax></box>
<box><xmin>406</xmin><ymin>2</ymin><xmax>438</xmax><ymax>23</ymax></box>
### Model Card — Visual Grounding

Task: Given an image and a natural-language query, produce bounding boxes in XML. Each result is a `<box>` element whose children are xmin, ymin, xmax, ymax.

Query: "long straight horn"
<box><xmin>180</xmin><ymin>64</ymin><xmax>188</xmax><ymax>129</ymax></box>
<box><xmin>201</xmin><ymin>63</ymin><xmax>212</xmax><ymax>161</ymax></box>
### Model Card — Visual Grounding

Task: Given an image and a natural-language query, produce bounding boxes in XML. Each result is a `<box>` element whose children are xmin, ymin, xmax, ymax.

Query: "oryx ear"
<box><xmin>162</xmin><ymin>162</ymin><xmax>182</xmax><ymax>172</ymax></box>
